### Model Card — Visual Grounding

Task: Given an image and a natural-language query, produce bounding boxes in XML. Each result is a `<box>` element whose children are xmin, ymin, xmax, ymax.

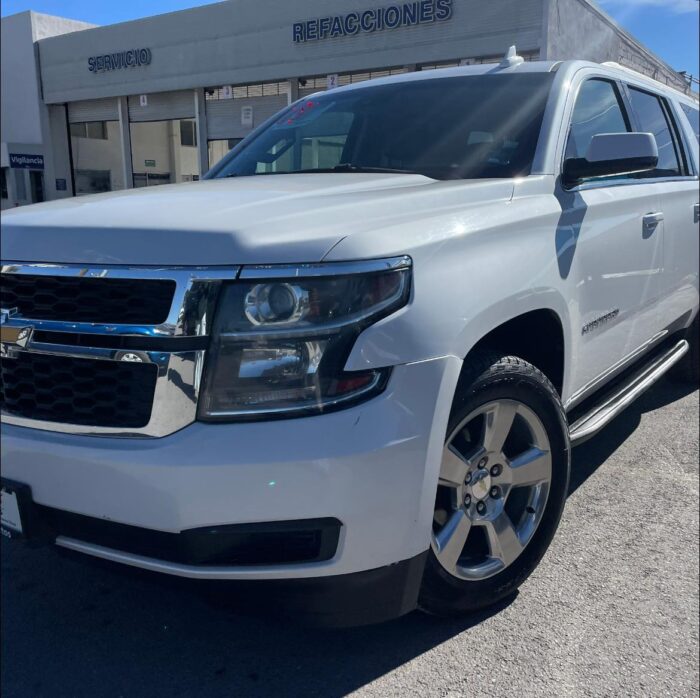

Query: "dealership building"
<box><xmin>0</xmin><ymin>0</ymin><xmax>695</xmax><ymax>208</ymax></box>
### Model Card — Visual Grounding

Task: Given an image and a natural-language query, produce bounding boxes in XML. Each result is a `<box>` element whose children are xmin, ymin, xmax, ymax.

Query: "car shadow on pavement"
<box><xmin>1</xmin><ymin>376</ymin><xmax>695</xmax><ymax>698</ymax></box>
<box><xmin>1</xmin><ymin>538</ymin><xmax>516</xmax><ymax>698</ymax></box>
<box><xmin>568</xmin><ymin>376</ymin><xmax>697</xmax><ymax>496</ymax></box>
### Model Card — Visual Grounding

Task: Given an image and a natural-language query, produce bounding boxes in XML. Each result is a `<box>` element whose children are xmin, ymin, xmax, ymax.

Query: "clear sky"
<box><xmin>1</xmin><ymin>0</ymin><xmax>698</xmax><ymax>78</ymax></box>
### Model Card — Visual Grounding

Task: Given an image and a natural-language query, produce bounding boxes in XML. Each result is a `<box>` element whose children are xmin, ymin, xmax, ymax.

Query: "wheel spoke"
<box><xmin>508</xmin><ymin>447</ymin><xmax>551</xmax><ymax>487</ymax></box>
<box><xmin>483</xmin><ymin>511</ymin><xmax>523</xmax><ymax>567</ymax></box>
<box><xmin>439</xmin><ymin>445</ymin><xmax>470</xmax><ymax>487</ymax></box>
<box><xmin>434</xmin><ymin>510</ymin><xmax>472</xmax><ymax>570</ymax></box>
<box><xmin>482</xmin><ymin>401</ymin><xmax>518</xmax><ymax>453</ymax></box>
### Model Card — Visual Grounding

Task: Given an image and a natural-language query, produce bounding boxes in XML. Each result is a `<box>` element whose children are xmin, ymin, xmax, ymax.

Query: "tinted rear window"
<box><xmin>680</xmin><ymin>103</ymin><xmax>699</xmax><ymax>144</ymax></box>
<box><xmin>628</xmin><ymin>87</ymin><xmax>682</xmax><ymax>178</ymax></box>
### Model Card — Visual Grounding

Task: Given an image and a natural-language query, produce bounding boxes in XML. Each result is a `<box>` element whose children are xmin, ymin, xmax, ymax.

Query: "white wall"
<box><xmin>1</xmin><ymin>11</ymin><xmax>95</xmax><ymax>207</ymax></box>
<box><xmin>1</xmin><ymin>12</ymin><xmax>42</xmax><ymax>146</ymax></box>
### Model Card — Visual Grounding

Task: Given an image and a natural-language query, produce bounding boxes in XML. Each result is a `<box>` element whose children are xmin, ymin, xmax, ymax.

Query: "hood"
<box><xmin>1</xmin><ymin>174</ymin><xmax>514</xmax><ymax>266</ymax></box>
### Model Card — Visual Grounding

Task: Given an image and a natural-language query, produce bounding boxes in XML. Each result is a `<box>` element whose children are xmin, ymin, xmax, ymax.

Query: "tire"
<box><xmin>419</xmin><ymin>352</ymin><xmax>570</xmax><ymax>617</ymax></box>
<box><xmin>671</xmin><ymin>316</ymin><xmax>699</xmax><ymax>385</ymax></box>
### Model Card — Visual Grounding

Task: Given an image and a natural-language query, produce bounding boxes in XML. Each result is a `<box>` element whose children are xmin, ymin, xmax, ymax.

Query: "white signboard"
<box><xmin>327</xmin><ymin>74</ymin><xmax>339</xmax><ymax>90</ymax></box>
<box><xmin>241</xmin><ymin>106</ymin><xmax>254</xmax><ymax>127</ymax></box>
<box><xmin>222</xmin><ymin>85</ymin><xmax>233</xmax><ymax>99</ymax></box>
<box><xmin>139</xmin><ymin>94</ymin><xmax>148</xmax><ymax>107</ymax></box>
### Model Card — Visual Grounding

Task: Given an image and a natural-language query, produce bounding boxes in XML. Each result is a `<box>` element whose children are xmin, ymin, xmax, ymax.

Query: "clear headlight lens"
<box><xmin>198</xmin><ymin>259</ymin><xmax>411</xmax><ymax>420</ymax></box>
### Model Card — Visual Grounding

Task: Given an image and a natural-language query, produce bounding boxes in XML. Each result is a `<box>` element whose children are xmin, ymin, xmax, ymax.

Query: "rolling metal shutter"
<box><xmin>206</xmin><ymin>95</ymin><xmax>288</xmax><ymax>140</ymax></box>
<box><xmin>128</xmin><ymin>90</ymin><xmax>195</xmax><ymax>122</ymax></box>
<box><xmin>67</xmin><ymin>98</ymin><xmax>119</xmax><ymax>123</ymax></box>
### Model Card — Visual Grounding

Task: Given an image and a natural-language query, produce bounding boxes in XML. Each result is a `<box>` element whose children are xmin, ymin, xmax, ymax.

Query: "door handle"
<box><xmin>642</xmin><ymin>212</ymin><xmax>664</xmax><ymax>231</ymax></box>
<box><xmin>694</xmin><ymin>203</ymin><xmax>699</xmax><ymax>223</ymax></box>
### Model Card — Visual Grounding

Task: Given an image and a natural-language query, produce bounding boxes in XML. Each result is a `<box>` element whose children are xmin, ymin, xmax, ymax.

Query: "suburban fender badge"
<box><xmin>581</xmin><ymin>309</ymin><xmax>620</xmax><ymax>336</ymax></box>
<box><xmin>0</xmin><ymin>308</ymin><xmax>33</xmax><ymax>359</ymax></box>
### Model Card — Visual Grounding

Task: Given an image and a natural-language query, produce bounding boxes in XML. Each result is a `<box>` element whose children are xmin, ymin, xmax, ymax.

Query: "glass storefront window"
<box><xmin>130</xmin><ymin>119</ymin><xmax>200</xmax><ymax>187</ymax></box>
<box><xmin>207</xmin><ymin>138</ymin><xmax>243</xmax><ymax>169</ymax></box>
<box><xmin>69</xmin><ymin>120</ymin><xmax>123</xmax><ymax>195</ymax></box>
<box><xmin>70</xmin><ymin>121</ymin><xmax>108</xmax><ymax>140</ymax></box>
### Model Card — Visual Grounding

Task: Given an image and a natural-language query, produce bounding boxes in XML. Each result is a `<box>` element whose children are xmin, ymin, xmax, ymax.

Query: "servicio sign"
<box><xmin>89</xmin><ymin>48</ymin><xmax>152</xmax><ymax>73</ymax></box>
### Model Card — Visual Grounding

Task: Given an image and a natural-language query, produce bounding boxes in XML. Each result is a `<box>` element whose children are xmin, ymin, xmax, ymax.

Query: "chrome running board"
<box><xmin>569</xmin><ymin>339</ymin><xmax>689</xmax><ymax>447</ymax></box>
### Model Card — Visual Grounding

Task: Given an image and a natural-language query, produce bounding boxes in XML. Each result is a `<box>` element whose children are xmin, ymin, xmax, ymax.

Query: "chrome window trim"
<box><xmin>566</xmin><ymin>174</ymin><xmax>699</xmax><ymax>193</ymax></box>
<box><xmin>1</xmin><ymin>263</ymin><xmax>239</xmax><ymax>438</ymax></box>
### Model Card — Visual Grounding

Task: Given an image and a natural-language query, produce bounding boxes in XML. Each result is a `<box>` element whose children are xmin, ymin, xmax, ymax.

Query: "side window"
<box><xmin>680</xmin><ymin>103</ymin><xmax>699</xmax><ymax>144</ymax></box>
<box><xmin>565</xmin><ymin>79</ymin><xmax>630</xmax><ymax>160</ymax></box>
<box><xmin>627</xmin><ymin>87</ymin><xmax>681</xmax><ymax>178</ymax></box>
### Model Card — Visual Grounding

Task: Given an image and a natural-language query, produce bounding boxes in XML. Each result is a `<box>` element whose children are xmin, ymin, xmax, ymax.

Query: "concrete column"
<box><xmin>194</xmin><ymin>88</ymin><xmax>209</xmax><ymax>175</ymax></box>
<box><xmin>287</xmin><ymin>79</ymin><xmax>299</xmax><ymax>105</ymax></box>
<box><xmin>117</xmin><ymin>97</ymin><xmax>133</xmax><ymax>189</ymax></box>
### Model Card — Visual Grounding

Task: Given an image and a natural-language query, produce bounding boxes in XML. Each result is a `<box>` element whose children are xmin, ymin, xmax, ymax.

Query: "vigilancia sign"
<box><xmin>293</xmin><ymin>0</ymin><xmax>453</xmax><ymax>43</ymax></box>
<box><xmin>88</xmin><ymin>48</ymin><xmax>152</xmax><ymax>73</ymax></box>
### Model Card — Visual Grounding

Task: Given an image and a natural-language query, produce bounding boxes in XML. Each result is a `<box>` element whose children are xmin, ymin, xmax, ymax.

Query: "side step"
<box><xmin>569</xmin><ymin>339</ymin><xmax>689</xmax><ymax>447</ymax></box>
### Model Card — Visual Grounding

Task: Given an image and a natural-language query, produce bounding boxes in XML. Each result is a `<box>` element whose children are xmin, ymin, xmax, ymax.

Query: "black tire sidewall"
<box><xmin>420</xmin><ymin>357</ymin><xmax>570</xmax><ymax>615</ymax></box>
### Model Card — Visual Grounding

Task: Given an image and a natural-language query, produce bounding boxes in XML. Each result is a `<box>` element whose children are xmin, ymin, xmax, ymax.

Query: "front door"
<box><xmin>560</xmin><ymin>76</ymin><xmax>665</xmax><ymax>398</ymax></box>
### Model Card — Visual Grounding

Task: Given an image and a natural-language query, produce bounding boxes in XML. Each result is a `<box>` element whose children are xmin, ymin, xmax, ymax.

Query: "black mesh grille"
<box><xmin>0</xmin><ymin>274</ymin><xmax>176</xmax><ymax>324</ymax></box>
<box><xmin>0</xmin><ymin>352</ymin><xmax>157</xmax><ymax>428</ymax></box>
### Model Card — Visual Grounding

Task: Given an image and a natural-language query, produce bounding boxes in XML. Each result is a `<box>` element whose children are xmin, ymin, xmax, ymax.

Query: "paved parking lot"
<box><xmin>2</xmin><ymin>377</ymin><xmax>698</xmax><ymax>698</ymax></box>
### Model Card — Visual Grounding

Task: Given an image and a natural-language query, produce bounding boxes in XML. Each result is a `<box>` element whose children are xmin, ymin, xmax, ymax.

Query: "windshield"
<box><xmin>209</xmin><ymin>73</ymin><xmax>555</xmax><ymax>181</ymax></box>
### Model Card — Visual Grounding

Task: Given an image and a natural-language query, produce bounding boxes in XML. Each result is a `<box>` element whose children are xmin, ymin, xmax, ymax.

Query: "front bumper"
<box><xmin>1</xmin><ymin>357</ymin><xmax>460</xmax><ymax>584</ymax></box>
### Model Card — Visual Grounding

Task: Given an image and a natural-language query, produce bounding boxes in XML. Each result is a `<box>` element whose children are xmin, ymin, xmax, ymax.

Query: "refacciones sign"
<box><xmin>293</xmin><ymin>0</ymin><xmax>453</xmax><ymax>43</ymax></box>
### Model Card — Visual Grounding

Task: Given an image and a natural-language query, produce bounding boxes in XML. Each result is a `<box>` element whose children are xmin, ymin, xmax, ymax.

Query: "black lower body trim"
<box><xmin>218</xmin><ymin>551</ymin><xmax>429</xmax><ymax>626</ymax></box>
<box><xmin>0</xmin><ymin>481</ymin><xmax>340</xmax><ymax>566</ymax></box>
<box><xmin>54</xmin><ymin>547</ymin><xmax>430</xmax><ymax>627</ymax></box>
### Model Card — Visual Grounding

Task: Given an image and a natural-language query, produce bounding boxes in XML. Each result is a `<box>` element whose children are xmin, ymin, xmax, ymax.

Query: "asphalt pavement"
<box><xmin>1</xmin><ymin>376</ymin><xmax>698</xmax><ymax>698</ymax></box>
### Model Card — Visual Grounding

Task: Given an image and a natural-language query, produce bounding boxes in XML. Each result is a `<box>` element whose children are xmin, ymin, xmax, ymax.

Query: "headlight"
<box><xmin>198</xmin><ymin>257</ymin><xmax>412</xmax><ymax>420</ymax></box>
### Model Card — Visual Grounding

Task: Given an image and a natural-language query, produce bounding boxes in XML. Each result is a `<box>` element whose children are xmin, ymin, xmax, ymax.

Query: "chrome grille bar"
<box><xmin>1</xmin><ymin>262</ymin><xmax>240</xmax><ymax>438</ymax></box>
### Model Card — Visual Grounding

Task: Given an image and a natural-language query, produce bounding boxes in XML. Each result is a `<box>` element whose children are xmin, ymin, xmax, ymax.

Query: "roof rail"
<box><xmin>602</xmin><ymin>60</ymin><xmax>693</xmax><ymax>97</ymax></box>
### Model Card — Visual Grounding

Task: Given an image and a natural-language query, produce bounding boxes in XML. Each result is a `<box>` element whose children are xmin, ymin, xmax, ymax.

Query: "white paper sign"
<box><xmin>139</xmin><ymin>94</ymin><xmax>148</xmax><ymax>107</ymax></box>
<box><xmin>327</xmin><ymin>74</ymin><xmax>339</xmax><ymax>90</ymax></box>
<box><xmin>241</xmin><ymin>106</ymin><xmax>253</xmax><ymax>127</ymax></box>
<box><xmin>222</xmin><ymin>85</ymin><xmax>233</xmax><ymax>99</ymax></box>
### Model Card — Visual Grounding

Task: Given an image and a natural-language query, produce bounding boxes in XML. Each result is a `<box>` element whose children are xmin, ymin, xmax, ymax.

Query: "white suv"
<box><xmin>1</xmin><ymin>56</ymin><xmax>698</xmax><ymax>625</ymax></box>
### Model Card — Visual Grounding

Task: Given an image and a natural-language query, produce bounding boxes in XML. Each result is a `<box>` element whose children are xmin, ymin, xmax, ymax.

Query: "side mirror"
<box><xmin>563</xmin><ymin>132</ymin><xmax>658</xmax><ymax>187</ymax></box>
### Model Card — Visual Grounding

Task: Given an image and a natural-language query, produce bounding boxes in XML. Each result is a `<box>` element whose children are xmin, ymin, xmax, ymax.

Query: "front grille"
<box><xmin>0</xmin><ymin>274</ymin><xmax>175</xmax><ymax>324</ymax></box>
<box><xmin>0</xmin><ymin>352</ymin><xmax>157</xmax><ymax>428</ymax></box>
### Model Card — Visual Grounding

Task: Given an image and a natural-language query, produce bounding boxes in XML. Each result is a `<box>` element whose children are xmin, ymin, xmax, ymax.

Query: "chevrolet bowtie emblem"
<box><xmin>0</xmin><ymin>308</ymin><xmax>33</xmax><ymax>358</ymax></box>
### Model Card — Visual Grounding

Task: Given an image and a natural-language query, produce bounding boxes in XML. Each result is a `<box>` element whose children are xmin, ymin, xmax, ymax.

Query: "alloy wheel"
<box><xmin>431</xmin><ymin>399</ymin><xmax>552</xmax><ymax>581</ymax></box>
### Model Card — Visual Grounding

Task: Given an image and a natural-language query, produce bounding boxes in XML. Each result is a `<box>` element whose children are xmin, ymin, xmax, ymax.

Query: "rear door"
<box><xmin>559</xmin><ymin>76</ymin><xmax>665</xmax><ymax>398</ymax></box>
<box><xmin>623</xmin><ymin>89</ymin><xmax>699</xmax><ymax>332</ymax></box>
